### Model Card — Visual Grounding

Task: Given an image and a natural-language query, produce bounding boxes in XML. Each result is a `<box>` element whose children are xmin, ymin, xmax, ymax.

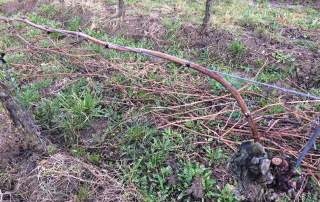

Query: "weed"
<box><xmin>217</xmin><ymin>184</ymin><xmax>237</xmax><ymax>202</ymax></box>
<box><xmin>209</xmin><ymin>69</ymin><xmax>245</xmax><ymax>94</ymax></box>
<box><xmin>204</xmin><ymin>146</ymin><xmax>227</xmax><ymax>166</ymax></box>
<box><xmin>35</xmin><ymin>80</ymin><xmax>103</xmax><ymax>144</ymax></box>
<box><xmin>4</xmin><ymin>52</ymin><xmax>26</xmax><ymax>64</ymax></box>
<box><xmin>272</xmin><ymin>51</ymin><xmax>295</xmax><ymax>64</ymax></box>
<box><xmin>28</xmin><ymin>14</ymin><xmax>61</xmax><ymax>28</ymax></box>
<box><xmin>0</xmin><ymin>35</ymin><xmax>18</xmax><ymax>49</ymax></box>
<box><xmin>47</xmin><ymin>144</ymin><xmax>58</xmax><ymax>156</ymax></box>
<box><xmin>311</xmin><ymin>89</ymin><xmax>320</xmax><ymax>112</ymax></box>
<box><xmin>268</xmin><ymin>105</ymin><xmax>286</xmax><ymax>114</ymax></box>
<box><xmin>228</xmin><ymin>40</ymin><xmax>246</xmax><ymax>57</ymax></box>
<box><xmin>84</xmin><ymin>29</ymin><xmax>153</xmax><ymax>61</ymax></box>
<box><xmin>258</xmin><ymin>65</ymin><xmax>286</xmax><ymax>83</ymax></box>
<box><xmin>68</xmin><ymin>16</ymin><xmax>82</xmax><ymax>31</ymax></box>
<box><xmin>71</xmin><ymin>146</ymin><xmax>87</xmax><ymax>157</ymax></box>
<box><xmin>178</xmin><ymin>162</ymin><xmax>217</xmax><ymax>199</ymax></box>
<box><xmin>125</xmin><ymin>125</ymin><xmax>157</xmax><ymax>142</ymax></box>
<box><xmin>17</xmin><ymin>80</ymin><xmax>52</xmax><ymax>108</ymax></box>
<box><xmin>295</xmin><ymin>39</ymin><xmax>319</xmax><ymax>53</ymax></box>
<box><xmin>76</xmin><ymin>185</ymin><xmax>91</xmax><ymax>201</ymax></box>
<box><xmin>38</xmin><ymin>4</ymin><xmax>58</xmax><ymax>19</ymax></box>
<box><xmin>87</xmin><ymin>153</ymin><xmax>101</xmax><ymax>165</ymax></box>
<box><xmin>119</xmin><ymin>127</ymin><xmax>227</xmax><ymax>201</ymax></box>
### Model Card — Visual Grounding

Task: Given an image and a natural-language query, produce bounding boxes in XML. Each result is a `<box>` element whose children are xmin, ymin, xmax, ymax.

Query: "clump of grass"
<box><xmin>76</xmin><ymin>185</ymin><xmax>91</xmax><ymax>202</ymax></box>
<box><xmin>68</xmin><ymin>16</ymin><xmax>82</xmax><ymax>31</ymax></box>
<box><xmin>17</xmin><ymin>80</ymin><xmax>52</xmax><ymax>108</ymax></box>
<box><xmin>35</xmin><ymin>79</ymin><xmax>102</xmax><ymax>144</ymax></box>
<box><xmin>38</xmin><ymin>4</ymin><xmax>58</xmax><ymax>19</ymax></box>
<box><xmin>204</xmin><ymin>146</ymin><xmax>227</xmax><ymax>166</ymax></box>
<box><xmin>268</xmin><ymin>105</ymin><xmax>286</xmax><ymax>114</ymax></box>
<box><xmin>257</xmin><ymin>65</ymin><xmax>287</xmax><ymax>83</ymax></box>
<box><xmin>228</xmin><ymin>40</ymin><xmax>246</xmax><ymax>57</ymax></box>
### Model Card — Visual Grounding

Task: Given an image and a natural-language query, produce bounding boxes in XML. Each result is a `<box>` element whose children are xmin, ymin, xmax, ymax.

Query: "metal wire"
<box><xmin>143</xmin><ymin>51</ymin><xmax>320</xmax><ymax>100</ymax></box>
<box><xmin>209</xmin><ymin>68</ymin><xmax>320</xmax><ymax>100</ymax></box>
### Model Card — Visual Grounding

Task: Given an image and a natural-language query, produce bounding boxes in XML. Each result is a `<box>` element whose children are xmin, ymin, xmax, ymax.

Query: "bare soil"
<box><xmin>0</xmin><ymin>112</ymin><xmax>27</xmax><ymax>169</ymax></box>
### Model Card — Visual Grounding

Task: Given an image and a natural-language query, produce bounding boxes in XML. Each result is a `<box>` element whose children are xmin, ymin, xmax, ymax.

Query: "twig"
<box><xmin>0</xmin><ymin>16</ymin><xmax>260</xmax><ymax>140</ymax></box>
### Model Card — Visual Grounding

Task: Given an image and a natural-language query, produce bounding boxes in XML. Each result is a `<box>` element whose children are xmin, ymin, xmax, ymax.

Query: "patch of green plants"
<box><xmin>38</xmin><ymin>4</ymin><xmax>58</xmax><ymax>19</ymax></box>
<box><xmin>228</xmin><ymin>40</ymin><xmax>246</xmax><ymax>57</ymax></box>
<box><xmin>267</xmin><ymin>105</ymin><xmax>286</xmax><ymax>114</ymax></box>
<box><xmin>163</xmin><ymin>17</ymin><xmax>182</xmax><ymax>39</ymax></box>
<box><xmin>236</xmin><ymin>2</ymin><xmax>319</xmax><ymax>31</ymax></box>
<box><xmin>0</xmin><ymin>35</ymin><xmax>18</xmax><ymax>49</ymax></box>
<box><xmin>35</xmin><ymin>79</ymin><xmax>103</xmax><ymax>144</ymax></box>
<box><xmin>76</xmin><ymin>185</ymin><xmax>91</xmax><ymax>201</ymax></box>
<box><xmin>68</xmin><ymin>16</ymin><xmax>82</xmax><ymax>31</ymax></box>
<box><xmin>294</xmin><ymin>39</ymin><xmax>319</xmax><ymax>53</ymax></box>
<box><xmin>177</xmin><ymin>162</ymin><xmax>217</xmax><ymax>200</ymax></box>
<box><xmin>70</xmin><ymin>146</ymin><xmax>102</xmax><ymax>165</ymax></box>
<box><xmin>28</xmin><ymin>14</ymin><xmax>61</xmax><ymax>28</ymax></box>
<box><xmin>119</xmin><ymin>127</ymin><xmax>234</xmax><ymax>201</ymax></box>
<box><xmin>204</xmin><ymin>146</ymin><xmax>227</xmax><ymax>166</ymax></box>
<box><xmin>296</xmin><ymin>10</ymin><xmax>320</xmax><ymax>29</ymax></box>
<box><xmin>26</xmin><ymin>14</ymin><xmax>63</xmax><ymax>38</ymax></box>
<box><xmin>257</xmin><ymin>65</ymin><xmax>287</xmax><ymax>83</ymax></box>
<box><xmin>17</xmin><ymin>79</ymin><xmax>52</xmax><ymax>108</ymax></box>
<box><xmin>272</xmin><ymin>51</ymin><xmax>295</xmax><ymax>64</ymax></box>
<box><xmin>162</xmin><ymin>17</ymin><xmax>187</xmax><ymax>57</ymax></box>
<box><xmin>47</xmin><ymin>144</ymin><xmax>58</xmax><ymax>155</ymax></box>
<box><xmin>209</xmin><ymin>72</ymin><xmax>245</xmax><ymax>95</ymax></box>
<box><xmin>0</xmin><ymin>0</ymin><xmax>8</xmax><ymax>5</ymax></box>
<box><xmin>218</xmin><ymin>184</ymin><xmax>237</xmax><ymax>202</ymax></box>
<box><xmin>4</xmin><ymin>52</ymin><xmax>26</xmax><ymax>64</ymax></box>
<box><xmin>310</xmin><ymin>88</ymin><xmax>320</xmax><ymax>112</ymax></box>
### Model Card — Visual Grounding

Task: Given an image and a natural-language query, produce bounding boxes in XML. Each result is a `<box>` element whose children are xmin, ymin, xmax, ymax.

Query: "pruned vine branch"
<box><xmin>0</xmin><ymin>16</ymin><xmax>260</xmax><ymax>141</ymax></box>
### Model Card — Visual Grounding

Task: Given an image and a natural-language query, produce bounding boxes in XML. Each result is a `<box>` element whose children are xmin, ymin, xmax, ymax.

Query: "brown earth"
<box><xmin>0</xmin><ymin>112</ymin><xmax>28</xmax><ymax>169</ymax></box>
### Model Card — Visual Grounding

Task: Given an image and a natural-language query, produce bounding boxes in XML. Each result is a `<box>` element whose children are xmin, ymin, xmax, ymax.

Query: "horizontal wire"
<box><xmin>209</xmin><ymin>68</ymin><xmax>320</xmax><ymax>100</ymax></box>
<box><xmin>143</xmin><ymin>52</ymin><xmax>320</xmax><ymax>100</ymax></box>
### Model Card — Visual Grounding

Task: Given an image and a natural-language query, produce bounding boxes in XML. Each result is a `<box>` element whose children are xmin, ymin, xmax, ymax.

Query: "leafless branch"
<box><xmin>0</xmin><ymin>16</ymin><xmax>260</xmax><ymax>141</ymax></box>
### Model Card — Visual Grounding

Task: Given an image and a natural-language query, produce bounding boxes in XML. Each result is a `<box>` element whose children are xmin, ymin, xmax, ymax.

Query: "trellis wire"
<box><xmin>209</xmin><ymin>68</ymin><xmax>320</xmax><ymax>100</ymax></box>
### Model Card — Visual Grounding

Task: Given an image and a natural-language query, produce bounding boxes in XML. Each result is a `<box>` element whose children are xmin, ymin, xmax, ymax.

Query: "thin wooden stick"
<box><xmin>0</xmin><ymin>16</ymin><xmax>260</xmax><ymax>140</ymax></box>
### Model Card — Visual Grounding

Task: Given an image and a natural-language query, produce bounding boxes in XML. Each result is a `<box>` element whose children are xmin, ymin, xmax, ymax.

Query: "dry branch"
<box><xmin>0</xmin><ymin>16</ymin><xmax>260</xmax><ymax>140</ymax></box>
